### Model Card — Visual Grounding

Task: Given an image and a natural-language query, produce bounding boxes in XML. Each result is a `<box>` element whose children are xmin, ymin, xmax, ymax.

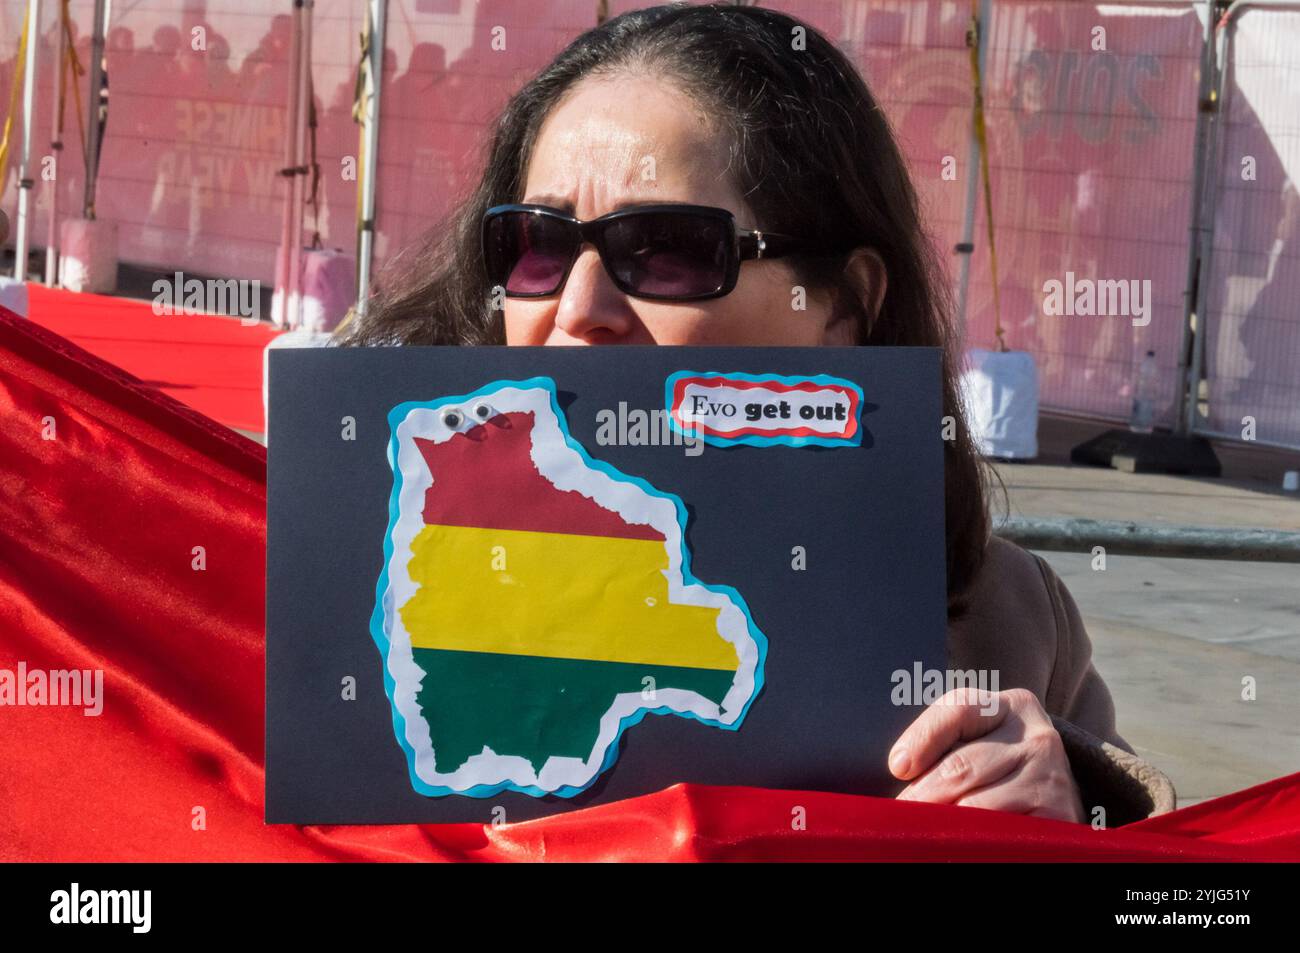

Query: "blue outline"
<box><xmin>369</xmin><ymin>376</ymin><xmax>769</xmax><ymax>800</ymax></box>
<box><xmin>663</xmin><ymin>370</ymin><xmax>865</xmax><ymax>448</ymax></box>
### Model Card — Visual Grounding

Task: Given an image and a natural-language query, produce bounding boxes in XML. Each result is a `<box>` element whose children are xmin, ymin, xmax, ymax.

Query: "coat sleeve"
<box><xmin>1032</xmin><ymin>553</ymin><xmax>1177</xmax><ymax>826</ymax></box>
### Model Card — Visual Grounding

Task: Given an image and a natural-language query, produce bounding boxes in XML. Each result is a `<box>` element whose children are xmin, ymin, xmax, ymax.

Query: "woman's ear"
<box><xmin>823</xmin><ymin>247</ymin><xmax>888</xmax><ymax>345</ymax></box>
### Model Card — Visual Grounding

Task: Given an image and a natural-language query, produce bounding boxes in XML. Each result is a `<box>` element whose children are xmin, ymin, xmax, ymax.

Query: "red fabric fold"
<box><xmin>2</xmin><ymin>306</ymin><xmax>1297</xmax><ymax>862</ymax></box>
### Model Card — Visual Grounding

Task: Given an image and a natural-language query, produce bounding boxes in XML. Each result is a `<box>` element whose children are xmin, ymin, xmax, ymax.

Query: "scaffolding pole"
<box><xmin>274</xmin><ymin>0</ymin><xmax>305</xmax><ymax>328</ymax></box>
<box><xmin>287</xmin><ymin>0</ymin><xmax>314</xmax><ymax>329</ymax></box>
<box><xmin>12</xmin><ymin>0</ymin><xmax>41</xmax><ymax>279</ymax></box>
<box><xmin>82</xmin><ymin>0</ymin><xmax>107</xmax><ymax>220</ymax></box>
<box><xmin>355</xmin><ymin>0</ymin><xmax>387</xmax><ymax>318</ymax></box>
<box><xmin>44</xmin><ymin>0</ymin><xmax>67</xmax><ymax>285</ymax></box>
<box><xmin>1175</xmin><ymin>0</ymin><xmax>1219</xmax><ymax>434</ymax></box>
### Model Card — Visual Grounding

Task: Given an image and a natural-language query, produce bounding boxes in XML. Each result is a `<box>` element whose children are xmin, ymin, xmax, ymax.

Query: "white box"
<box><xmin>959</xmin><ymin>348</ymin><xmax>1040</xmax><ymax>460</ymax></box>
<box><xmin>0</xmin><ymin>277</ymin><xmax>28</xmax><ymax>317</ymax></box>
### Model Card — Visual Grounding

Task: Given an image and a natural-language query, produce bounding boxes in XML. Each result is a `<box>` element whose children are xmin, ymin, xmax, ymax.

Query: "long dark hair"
<box><xmin>340</xmin><ymin>2</ymin><xmax>991</xmax><ymax>614</ymax></box>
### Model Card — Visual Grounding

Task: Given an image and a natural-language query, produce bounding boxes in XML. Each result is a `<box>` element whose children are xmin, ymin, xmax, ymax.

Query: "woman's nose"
<box><xmin>550</xmin><ymin>246</ymin><xmax>638</xmax><ymax>343</ymax></box>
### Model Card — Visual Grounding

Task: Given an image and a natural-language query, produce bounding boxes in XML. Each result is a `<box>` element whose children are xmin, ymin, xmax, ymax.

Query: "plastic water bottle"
<box><xmin>1129</xmin><ymin>350</ymin><xmax>1157</xmax><ymax>434</ymax></box>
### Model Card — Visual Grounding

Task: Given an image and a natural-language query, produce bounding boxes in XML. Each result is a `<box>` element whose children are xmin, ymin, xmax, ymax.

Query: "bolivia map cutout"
<box><xmin>371</xmin><ymin>378</ymin><xmax>768</xmax><ymax>799</ymax></box>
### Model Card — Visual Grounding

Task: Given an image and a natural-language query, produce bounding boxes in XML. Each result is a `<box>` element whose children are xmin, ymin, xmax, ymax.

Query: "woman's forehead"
<box><xmin>521</xmin><ymin>75</ymin><xmax>744</xmax><ymax>218</ymax></box>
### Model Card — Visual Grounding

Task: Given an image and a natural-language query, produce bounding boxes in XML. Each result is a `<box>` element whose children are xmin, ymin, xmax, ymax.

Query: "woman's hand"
<box><xmin>888</xmin><ymin>687</ymin><xmax>1086</xmax><ymax>824</ymax></box>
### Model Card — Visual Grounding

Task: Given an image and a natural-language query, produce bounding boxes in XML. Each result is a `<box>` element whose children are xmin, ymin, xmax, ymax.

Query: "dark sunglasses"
<box><xmin>482</xmin><ymin>203</ymin><xmax>807</xmax><ymax>301</ymax></box>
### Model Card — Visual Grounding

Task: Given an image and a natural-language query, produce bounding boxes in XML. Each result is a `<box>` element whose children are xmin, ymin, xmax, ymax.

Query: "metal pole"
<box><xmin>355</xmin><ymin>0</ymin><xmax>387</xmax><ymax>318</ymax></box>
<box><xmin>995</xmin><ymin>516</ymin><xmax>1300</xmax><ymax>562</ymax></box>
<box><xmin>274</xmin><ymin>0</ymin><xmax>303</xmax><ymax>328</ymax></box>
<box><xmin>1185</xmin><ymin>2</ymin><xmax>1230</xmax><ymax>432</ymax></box>
<box><xmin>286</xmin><ymin>0</ymin><xmax>314</xmax><ymax>329</ymax></box>
<box><xmin>954</xmin><ymin>0</ymin><xmax>991</xmax><ymax>340</ymax></box>
<box><xmin>13</xmin><ymin>0</ymin><xmax>41</xmax><ymax>280</ymax></box>
<box><xmin>45</xmin><ymin>0</ymin><xmax>66</xmax><ymax>285</ymax></box>
<box><xmin>1175</xmin><ymin>0</ymin><xmax>1218</xmax><ymax>434</ymax></box>
<box><xmin>82</xmin><ymin>0</ymin><xmax>106</xmax><ymax>219</ymax></box>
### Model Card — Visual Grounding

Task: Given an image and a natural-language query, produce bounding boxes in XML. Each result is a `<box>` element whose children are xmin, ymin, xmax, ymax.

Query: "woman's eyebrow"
<box><xmin>610</xmin><ymin>198</ymin><xmax>679</xmax><ymax>211</ymax></box>
<box><xmin>519</xmin><ymin>195</ymin><xmax>688</xmax><ymax>214</ymax></box>
<box><xmin>521</xmin><ymin>194</ymin><xmax>574</xmax><ymax>211</ymax></box>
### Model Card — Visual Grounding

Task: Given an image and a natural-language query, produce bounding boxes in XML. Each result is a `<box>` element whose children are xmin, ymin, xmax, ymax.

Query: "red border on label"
<box><xmin>669</xmin><ymin>375</ymin><xmax>861</xmax><ymax>440</ymax></box>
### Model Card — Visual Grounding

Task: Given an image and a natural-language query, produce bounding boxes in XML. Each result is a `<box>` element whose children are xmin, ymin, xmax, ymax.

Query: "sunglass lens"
<box><xmin>486</xmin><ymin>212</ymin><xmax>574</xmax><ymax>295</ymax></box>
<box><xmin>601</xmin><ymin>212</ymin><xmax>730</xmax><ymax>297</ymax></box>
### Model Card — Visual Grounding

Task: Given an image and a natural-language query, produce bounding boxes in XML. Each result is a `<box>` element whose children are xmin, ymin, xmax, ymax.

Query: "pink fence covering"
<box><xmin>0</xmin><ymin>0</ymin><xmax>592</xmax><ymax>284</ymax></box>
<box><xmin>716</xmin><ymin>0</ymin><xmax>1203</xmax><ymax>430</ymax></box>
<box><xmin>2</xmin><ymin>1</ymin><xmax>1296</xmax><ymax>442</ymax></box>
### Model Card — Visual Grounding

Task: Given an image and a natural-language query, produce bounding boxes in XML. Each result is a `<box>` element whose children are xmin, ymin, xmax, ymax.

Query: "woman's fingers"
<box><xmin>955</xmin><ymin>758</ymin><xmax>1084</xmax><ymax>823</ymax></box>
<box><xmin>949</xmin><ymin>762</ymin><xmax>1042</xmax><ymax>816</ymax></box>
<box><xmin>888</xmin><ymin>687</ymin><xmax>1012</xmax><ymax>782</ymax></box>
<box><xmin>889</xmin><ymin>687</ymin><xmax>1086</xmax><ymax>823</ymax></box>
<box><xmin>895</xmin><ymin>731</ymin><xmax>1026</xmax><ymax>805</ymax></box>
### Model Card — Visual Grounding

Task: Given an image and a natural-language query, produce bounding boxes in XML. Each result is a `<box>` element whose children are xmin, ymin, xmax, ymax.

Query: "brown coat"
<box><xmin>947</xmin><ymin>535</ymin><xmax>1177</xmax><ymax>825</ymax></box>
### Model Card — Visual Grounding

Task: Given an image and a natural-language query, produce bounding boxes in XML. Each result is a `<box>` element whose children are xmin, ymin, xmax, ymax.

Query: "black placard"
<box><xmin>266</xmin><ymin>345</ymin><xmax>946</xmax><ymax>824</ymax></box>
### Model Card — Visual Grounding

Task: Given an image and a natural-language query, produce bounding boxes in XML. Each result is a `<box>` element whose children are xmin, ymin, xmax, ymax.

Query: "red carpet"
<box><xmin>24</xmin><ymin>283</ymin><xmax>280</xmax><ymax>434</ymax></box>
<box><xmin>2</xmin><ymin>306</ymin><xmax>1299</xmax><ymax>861</ymax></box>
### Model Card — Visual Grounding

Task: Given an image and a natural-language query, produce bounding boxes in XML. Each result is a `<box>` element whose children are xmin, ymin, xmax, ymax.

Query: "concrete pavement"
<box><xmin>997</xmin><ymin>415</ymin><xmax>1300</xmax><ymax>806</ymax></box>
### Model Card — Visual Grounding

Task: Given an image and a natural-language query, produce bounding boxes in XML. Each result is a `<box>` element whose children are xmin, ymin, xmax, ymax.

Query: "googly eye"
<box><xmin>469</xmin><ymin>401</ymin><xmax>494</xmax><ymax>422</ymax></box>
<box><xmin>440</xmin><ymin>407</ymin><xmax>463</xmax><ymax>430</ymax></box>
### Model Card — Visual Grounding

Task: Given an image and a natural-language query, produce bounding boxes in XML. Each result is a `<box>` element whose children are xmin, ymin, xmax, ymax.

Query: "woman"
<box><xmin>342</xmin><ymin>3</ymin><xmax>1176</xmax><ymax>825</ymax></box>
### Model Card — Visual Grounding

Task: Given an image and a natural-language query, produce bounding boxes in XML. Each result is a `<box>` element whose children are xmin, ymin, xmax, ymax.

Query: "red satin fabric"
<box><xmin>2</xmin><ymin>307</ymin><xmax>1298</xmax><ymax>862</ymax></box>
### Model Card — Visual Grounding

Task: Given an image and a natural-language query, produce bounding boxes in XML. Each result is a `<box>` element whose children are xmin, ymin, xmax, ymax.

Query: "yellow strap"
<box><xmin>0</xmin><ymin>5</ymin><xmax>31</xmax><ymax>196</ymax></box>
<box><xmin>60</xmin><ymin>0</ymin><xmax>88</xmax><ymax>157</ymax></box>
<box><xmin>969</xmin><ymin>1</ymin><xmax>1005</xmax><ymax>350</ymax></box>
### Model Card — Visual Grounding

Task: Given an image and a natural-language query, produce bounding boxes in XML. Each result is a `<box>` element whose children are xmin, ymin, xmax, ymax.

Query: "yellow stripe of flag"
<box><xmin>400</xmin><ymin>524</ymin><xmax>739</xmax><ymax>672</ymax></box>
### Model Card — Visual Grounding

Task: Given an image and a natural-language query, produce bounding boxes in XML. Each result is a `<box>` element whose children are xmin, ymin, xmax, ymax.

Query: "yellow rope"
<box><xmin>60</xmin><ymin>0</ymin><xmax>88</xmax><ymax>172</ymax></box>
<box><xmin>0</xmin><ymin>5</ymin><xmax>31</xmax><ymax>197</ymax></box>
<box><xmin>969</xmin><ymin>0</ymin><xmax>1005</xmax><ymax>350</ymax></box>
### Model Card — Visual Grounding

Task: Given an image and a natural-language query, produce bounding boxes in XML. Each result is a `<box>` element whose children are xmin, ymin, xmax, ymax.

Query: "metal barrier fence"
<box><xmin>1195</xmin><ymin>0</ymin><xmax>1300</xmax><ymax>449</ymax></box>
<box><xmin>1</xmin><ymin>0</ymin><xmax>1296</xmax><ymax>447</ymax></box>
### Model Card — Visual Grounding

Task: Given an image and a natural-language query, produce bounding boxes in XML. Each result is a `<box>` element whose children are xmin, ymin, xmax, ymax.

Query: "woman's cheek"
<box><xmin>503</xmin><ymin>304</ymin><xmax>550</xmax><ymax>345</ymax></box>
<box><xmin>723</xmin><ymin>266</ymin><xmax>833</xmax><ymax>346</ymax></box>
